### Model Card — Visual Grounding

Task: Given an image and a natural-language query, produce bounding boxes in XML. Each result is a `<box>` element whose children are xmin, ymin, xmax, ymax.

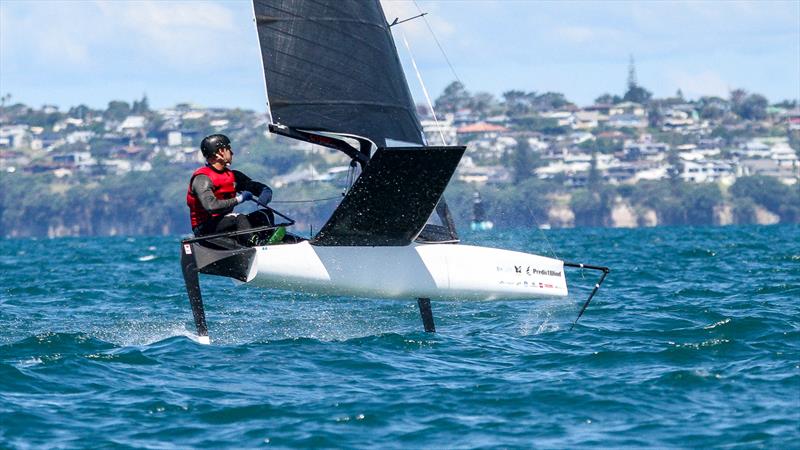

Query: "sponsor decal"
<box><xmin>528</xmin><ymin>267</ymin><xmax>562</xmax><ymax>277</ymax></box>
<box><xmin>499</xmin><ymin>279</ymin><xmax>561</xmax><ymax>290</ymax></box>
<box><xmin>183</xmin><ymin>244</ymin><xmax>192</xmax><ymax>255</ymax></box>
<box><xmin>496</xmin><ymin>264</ymin><xmax>562</xmax><ymax>278</ymax></box>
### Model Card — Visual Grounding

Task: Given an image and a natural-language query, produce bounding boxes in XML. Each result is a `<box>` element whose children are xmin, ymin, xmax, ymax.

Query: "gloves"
<box><xmin>258</xmin><ymin>187</ymin><xmax>273</xmax><ymax>205</ymax></box>
<box><xmin>235</xmin><ymin>191</ymin><xmax>253</xmax><ymax>204</ymax></box>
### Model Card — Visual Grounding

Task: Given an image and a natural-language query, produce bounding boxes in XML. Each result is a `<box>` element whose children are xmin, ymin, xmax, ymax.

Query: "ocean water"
<box><xmin>0</xmin><ymin>226</ymin><xmax>798</xmax><ymax>448</ymax></box>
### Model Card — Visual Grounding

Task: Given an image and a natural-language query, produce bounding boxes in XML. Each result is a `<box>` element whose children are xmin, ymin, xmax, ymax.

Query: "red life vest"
<box><xmin>186</xmin><ymin>165</ymin><xmax>237</xmax><ymax>228</ymax></box>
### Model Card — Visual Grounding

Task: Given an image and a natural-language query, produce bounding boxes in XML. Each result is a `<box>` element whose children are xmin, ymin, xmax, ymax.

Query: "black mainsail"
<box><xmin>253</xmin><ymin>0</ymin><xmax>425</xmax><ymax>147</ymax></box>
<box><xmin>253</xmin><ymin>0</ymin><xmax>463</xmax><ymax>246</ymax></box>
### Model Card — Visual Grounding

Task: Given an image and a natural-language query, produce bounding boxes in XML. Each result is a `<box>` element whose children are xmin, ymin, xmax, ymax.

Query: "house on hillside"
<box><xmin>771</xmin><ymin>142</ymin><xmax>799</xmax><ymax>173</ymax></box>
<box><xmin>678</xmin><ymin>144</ymin><xmax>721</xmax><ymax>160</ymax></box>
<box><xmin>536</xmin><ymin>150</ymin><xmax>618</xmax><ymax>186</ymax></box>
<box><xmin>680</xmin><ymin>159</ymin><xmax>735</xmax><ymax>184</ymax></box>
<box><xmin>605</xmin><ymin>160</ymin><xmax>664</xmax><ymax>184</ymax></box>
<box><xmin>270</xmin><ymin>164</ymin><xmax>323</xmax><ymax>187</ymax></box>
<box><xmin>569</xmin><ymin>132</ymin><xmax>595</xmax><ymax>145</ymax></box>
<box><xmin>539</xmin><ymin>111</ymin><xmax>573</xmax><ymax>127</ymax></box>
<box><xmin>455</xmin><ymin>157</ymin><xmax>511</xmax><ymax>184</ymax></box>
<box><xmin>40</xmin><ymin>131</ymin><xmax>65</xmax><ymax>152</ymax></box>
<box><xmin>0</xmin><ymin>125</ymin><xmax>30</xmax><ymax>149</ymax></box>
<box><xmin>210</xmin><ymin>119</ymin><xmax>230</xmax><ymax>130</ymax></box>
<box><xmin>662</xmin><ymin>108</ymin><xmax>694</xmax><ymax>129</ymax></box>
<box><xmin>622</xmin><ymin>139</ymin><xmax>669</xmax><ymax>161</ymax></box>
<box><xmin>159</xmin><ymin>145</ymin><xmax>203</xmax><ymax>164</ymax></box>
<box><xmin>52</xmin><ymin>150</ymin><xmax>95</xmax><ymax>172</ymax></box>
<box><xmin>52</xmin><ymin>117</ymin><xmax>85</xmax><ymax>133</ymax></box>
<box><xmin>181</xmin><ymin>110</ymin><xmax>206</xmax><ymax>121</ymax></box>
<box><xmin>738</xmin><ymin>158</ymin><xmax>799</xmax><ymax>185</ymax></box>
<box><xmin>697</xmin><ymin>137</ymin><xmax>724</xmax><ymax>150</ymax></box>
<box><xmin>610</xmin><ymin>102</ymin><xmax>646</xmax><ymax>117</ymax></box>
<box><xmin>420</xmin><ymin>116</ymin><xmax>457</xmax><ymax>146</ymax></box>
<box><xmin>781</xmin><ymin>109</ymin><xmax>800</xmax><ymax>130</ymax></box>
<box><xmin>466</xmin><ymin>135</ymin><xmax>516</xmax><ymax>163</ymax></box>
<box><xmin>736</xmin><ymin>137</ymin><xmax>792</xmax><ymax>159</ymax></box>
<box><xmin>66</xmin><ymin>130</ymin><xmax>95</xmax><ymax>144</ymax></box>
<box><xmin>166</xmin><ymin>131</ymin><xmax>183</xmax><ymax>147</ymax></box>
<box><xmin>117</xmin><ymin>115</ymin><xmax>147</xmax><ymax>137</ymax></box>
<box><xmin>101</xmin><ymin>159</ymin><xmax>153</xmax><ymax>175</ymax></box>
<box><xmin>456</xmin><ymin>122</ymin><xmax>509</xmax><ymax>140</ymax></box>
<box><xmin>608</xmin><ymin>113</ymin><xmax>647</xmax><ymax>129</ymax></box>
<box><xmin>572</xmin><ymin>110</ymin><xmax>601</xmax><ymax>130</ymax></box>
<box><xmin>110</xmin><ymin>145</ymin><xmax>149</xmax><ymax>161</ymax></box>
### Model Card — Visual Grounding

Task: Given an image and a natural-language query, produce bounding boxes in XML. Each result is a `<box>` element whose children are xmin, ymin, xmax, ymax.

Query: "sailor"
<box><xmin>186</xmin><ymin>134</ymin><xmax>274</xmax><ymax>244</ymax></box>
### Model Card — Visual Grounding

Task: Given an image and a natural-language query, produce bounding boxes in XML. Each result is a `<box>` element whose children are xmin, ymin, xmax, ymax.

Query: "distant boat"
<box><xmin>470</xmin><ymin>191</ymin><xmax>494</xmax><ymax>231</ymax></box>
<box><xmin>180</xmin><ymin>0</ymin><xmax>609</xmax><ymax>343</ymax></box>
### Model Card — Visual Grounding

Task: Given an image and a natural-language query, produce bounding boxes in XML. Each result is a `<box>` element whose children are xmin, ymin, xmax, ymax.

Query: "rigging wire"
<box><xmin>529</xmin><ymin>206</ymin><xmax>560</xmax><ymax>261</ymax></box>
<box><xmin>400</xmin><ymin>30</ymin><xmax>447</xmax><ymax>146</ymax></box>
<box><xmin>271</xmin><ymin>196</ymin><xmax>341</xmax><ymax>204</ymax></box>
<box><xmin>271</xmin><ymin>164</ymin><xmax>356</xmax><ymax>205</ymax></box>
<box><xmin>412</xmin><ymin>0</ymin><xmax>462</xmax><ymax>85</ymax></box>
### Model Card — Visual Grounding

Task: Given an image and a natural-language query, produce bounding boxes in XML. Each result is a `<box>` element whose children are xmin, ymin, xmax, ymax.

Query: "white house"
<box><xmin>680</xmin><ymin>160</ymin><xmax>735</xmax><ymax>183</ymax></box>
<box><xmin>770</xmin><ymin>142</ymin><xmax>799</xmax><ymax>168</ymax></box>
<box><xmin>420</xmin><ymin>117</ymin><xmax>457</xmax><ymax>146</ymax></box>
<box><xmin>66</xmin><ymin>131</ymin><xmax>95</xmax><ymax>144</ymax></box>
<box><xmin>0</xmin><ymin>125</ymin><xmax>30</xmax><ymax>149</ymax></box>
<box><xmin>572</xmin><ymin>110</ymin><xmax>601</xmax><ymax>130</ymax></box>
<box><xmin>117</xmin><ymin>115</ymin><xmax>147</xmax><ymax>135</ymax></box>
<box><xmin>167</xmin><ymin>131</ymin><xmax>183</xmax><ymax>147</ymax></box>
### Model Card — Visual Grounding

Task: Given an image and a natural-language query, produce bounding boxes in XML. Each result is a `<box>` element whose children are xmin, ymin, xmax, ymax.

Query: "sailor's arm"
<box><xmin>191</xmin><ymin>175</ymin><xmax>239</xmax><ymax>214</ymax></box>
<box><xmin>233</xmin><ymin>170</ymin><xmax>272</xmax><ymax>201</ymax></box>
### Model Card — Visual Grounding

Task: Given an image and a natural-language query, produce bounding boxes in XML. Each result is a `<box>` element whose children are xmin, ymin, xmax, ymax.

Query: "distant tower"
<box><xmin>627</xmin><ymin>54</ymin><xmax>638</xmax><ymax>91</ymax></box>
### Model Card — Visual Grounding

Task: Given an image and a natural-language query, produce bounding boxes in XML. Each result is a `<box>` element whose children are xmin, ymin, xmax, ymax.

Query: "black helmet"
<box><xmin>200</xmin><ymin>134</ymin><xmax>231</xmax><ymax>158</ymax></box>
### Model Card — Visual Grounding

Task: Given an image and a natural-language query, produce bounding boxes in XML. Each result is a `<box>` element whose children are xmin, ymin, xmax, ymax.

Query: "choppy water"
<box><xmin>1</xmin><ymin>226</ymin><xmax>798</xmax><ymax>448</ymax></box>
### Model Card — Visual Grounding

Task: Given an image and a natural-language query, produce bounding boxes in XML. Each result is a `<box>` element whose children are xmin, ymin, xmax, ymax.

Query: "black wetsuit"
<box><xmin>191</xmin><ymin>170</ymin><xmax>273</xmax><ymax>238</ymax></box>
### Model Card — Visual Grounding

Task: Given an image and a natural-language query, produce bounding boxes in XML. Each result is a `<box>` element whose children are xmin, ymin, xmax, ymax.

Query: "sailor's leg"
<box><xmin>247</xmin><ymin>208</ymin><xmax>275</xmax><ymax>227</ymax></box>
<box><xmin>247</xmin><ymin>209</ymin><xmax>277</xmax><ymax>244</ymax></box>
<box><xmin>417</xmin><ymin>298</ymin><xmax>436</xmax><ymax>333</ymax></box>
<box><xmin>181</xmin><ymin>244</ymin><xmax>210</xmax><ymax>344</ymax></box>
<box><xmin>230</xmin><ymin>214</ymin><xmax>256</xmax><ymax>245</ymax></box>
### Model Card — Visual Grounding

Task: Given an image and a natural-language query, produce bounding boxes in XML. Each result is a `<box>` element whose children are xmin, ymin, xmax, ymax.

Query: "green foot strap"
<box><xmin>267</xmin><ymin>226</ymin><xmax>286</xmax><ymax>244</ymax></box>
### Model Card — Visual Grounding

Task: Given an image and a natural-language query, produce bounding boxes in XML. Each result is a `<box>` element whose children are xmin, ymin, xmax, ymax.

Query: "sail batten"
<box><xmin>253</xmin><ymin>0</ymin><xmax>424</xmax><ymax>147</ymax></box>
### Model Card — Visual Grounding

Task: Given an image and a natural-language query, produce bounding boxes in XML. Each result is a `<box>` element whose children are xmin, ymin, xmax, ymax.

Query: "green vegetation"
<box><xmin>2</xmin><ymin>169</ymin><xmax>799</xmax><ymax>238</ymax></box>
<box><xmin>451</xmin><ymin>177</ymin><xmax>795</xmax><ymax>229</ymax></box>
<box><xmin>0</xmin><ymin>163</ymin><xmax>186</xmax><ymax>237</ymax></box>
<box><xmin>730</xmin><ymin>176</ymin><xmax>800</xmax><ymax>223</ymax></box>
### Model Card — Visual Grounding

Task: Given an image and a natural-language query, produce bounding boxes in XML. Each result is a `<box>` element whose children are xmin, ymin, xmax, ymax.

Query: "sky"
<box><xmin>1</xmin><ymin>0</ymin><xmax>798</xmax><ymax>113</ymax></box>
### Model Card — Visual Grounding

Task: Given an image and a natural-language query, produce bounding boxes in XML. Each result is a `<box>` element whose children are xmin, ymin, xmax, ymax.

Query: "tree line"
<box><xmin>3</xmin><ymin>167</ymin><xmax>796</xmax><ymax>238</ymax></box>
<box><xmin>443</xmin><ymin>175</ymin><xmax>800</xmax><ymax>229</ymax></box>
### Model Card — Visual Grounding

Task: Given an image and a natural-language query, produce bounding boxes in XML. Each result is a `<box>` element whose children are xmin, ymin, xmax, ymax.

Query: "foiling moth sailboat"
<box><xmin>180</xmin><ymin>0</ymin><xmax>609</xmax><ymax>344</ymax></box>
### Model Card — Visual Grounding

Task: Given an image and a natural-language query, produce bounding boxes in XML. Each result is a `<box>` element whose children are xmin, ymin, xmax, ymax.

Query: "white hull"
<box><xmin>245</xmin><ymin>241</ymin><xmax>568</xmax><ymax>301</ymax></box>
